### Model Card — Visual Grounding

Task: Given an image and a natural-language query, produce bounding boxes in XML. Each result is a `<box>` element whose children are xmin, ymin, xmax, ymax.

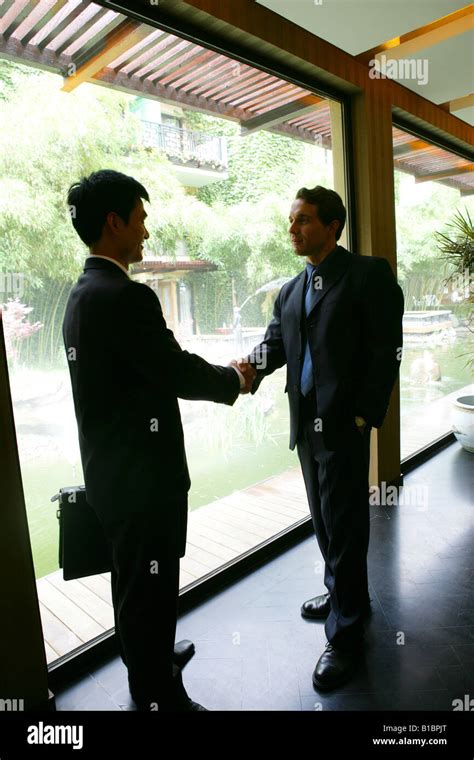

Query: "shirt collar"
<box><xmin>87</xmin><ymin>255</ymin><xmax>130</xmax><ymax>277</ymax></box>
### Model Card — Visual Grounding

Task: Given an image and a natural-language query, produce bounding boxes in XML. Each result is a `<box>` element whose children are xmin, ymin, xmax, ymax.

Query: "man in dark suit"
<box><xmin>63</xmin><ymin>169</ymin><xmax>255</xmax><ymax>711</ymax></box>
<box><xmin>237</xmin><ymin>186</ymin><xmax>404</xmax><ymax>690</ymax></box>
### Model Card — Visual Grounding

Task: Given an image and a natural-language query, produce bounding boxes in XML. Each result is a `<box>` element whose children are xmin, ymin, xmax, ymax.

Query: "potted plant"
<box><xmin>435</xmin><ymin>209</ymin><xmax>474</xmax><ymax>452</ymax></box>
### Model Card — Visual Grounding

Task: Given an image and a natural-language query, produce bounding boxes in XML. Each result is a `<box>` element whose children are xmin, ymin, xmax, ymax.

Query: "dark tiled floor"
<box><xmin>55</xmin><ymin>442</ymin><xmax>473</xmax><ymax>711</ymax></box>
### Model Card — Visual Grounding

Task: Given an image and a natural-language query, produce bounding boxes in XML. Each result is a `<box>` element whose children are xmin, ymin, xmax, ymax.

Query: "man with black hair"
<box><xmin>63</xmin><ymin>169</ymin><xmax>256</xmax><ymax>711</ymax></box>
<box><xmin>236</xmin><ymin>186</ymin><xmax>404</xmax><ymax>691</ymax></box>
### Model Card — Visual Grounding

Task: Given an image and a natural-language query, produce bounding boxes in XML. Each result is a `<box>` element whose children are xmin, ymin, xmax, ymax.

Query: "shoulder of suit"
<box><xmin>117</xmin><ymin>278</ymin><xmax>158</xmax><ymax>305</ymax></box>
<box><xmin>349</xmin><ymin>251</ymin><xmax>392</xmax><ymax>274</ymax></box>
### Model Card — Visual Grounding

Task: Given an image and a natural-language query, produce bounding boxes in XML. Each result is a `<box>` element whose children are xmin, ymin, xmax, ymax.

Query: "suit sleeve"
<box><xmin>116</xmin><ymin>281</ymin><xmax>240</xmax><ymax>405</ymax></box>
<box><xmin>355</xmin><ymin>258</ymin><xmax>404</xmax><ymax>427</ymax></box>
<box><xmin>247</xmin><ymin>287</ymin><xmax>287</xmax><ymax>394</ymax></box>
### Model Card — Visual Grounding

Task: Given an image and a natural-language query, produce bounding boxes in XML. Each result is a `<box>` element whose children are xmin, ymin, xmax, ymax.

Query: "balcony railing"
<box><xmin>139</xmin><ymin>121</ymin><xmax>228</xmax><ymax>171</ymax></box>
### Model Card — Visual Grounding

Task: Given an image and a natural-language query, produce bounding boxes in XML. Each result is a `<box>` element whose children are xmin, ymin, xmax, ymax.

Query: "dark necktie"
<box><xmin>300</xmin><ymin>264</ymin><xmax>318</xmax><ymax>396</ymax></box>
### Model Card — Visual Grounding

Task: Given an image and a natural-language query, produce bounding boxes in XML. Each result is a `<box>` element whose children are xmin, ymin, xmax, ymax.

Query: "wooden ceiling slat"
<box><xmin>0</xmin><ymin>0</ymin><xmax>37</xmax><ymax>37</ymax></box>
<box><xmin>201</xmin><ymin>69</ymin><xmax>269</xmax><ymax>101</ymax></box>
<box><xmin>163</xmin><ymin>51</ymin><xmax>227</xmax><ymax>89</ymax></box>
<box><xmin>61</xmin><ymin>20</ymin><xmax>151</xmax><ymax>92</ymax></box>
<box><xmin>247</xmin><ymin>91</ymin><xmax>309</xmax><ymax>116</ymax></box>
<box><xmin>185</xmin><ymin>60</ymin><xmax>239</xmax><ymax>95</ymax></box>
<box><xmin>95</xmin><ymin>67</ymin><xmax>250</xmax><ymax>122</ymax></box>
<box><xmin>131</xmin><ymin>37</ymin><xmax>187</xmax><ymax>80</ymax></box>
<box><xmin>415</xmin><ymin>165</ymin><xmax>473</xmax><ymax>183</ymax></box>
<box><xmin>11</xmin><ymin>0</ymin><xmax>67</xmax><ymax>43</ymax></box>
<box><xmin>262</xmin><ymin>100</ymin><xmax>326</xmax><ymax>122</ymax></box>
<box><xmin>246</xmin><ymin>90</ymin><xmax>310</xmax><ymax>115</ymax></box>
<box><xmin>288</xmin><ymin>114</ymin><xmax>325</xmax><ymax>128</ymax></box>
<box><xmin>175</xmin><ymin>59</ymin><xmax>233</xmax><ymax>93</ymax></box>
<box><xmin>187</xmin><ymin>60</ymin><xmax>253</xmax><ymax>96</ymax></box>
<box><xmin>214</xmin><ymin>76</ymin><xmax>276</xmax><ymax>105</ymax></box>
<box><xmin>146</xmin><ymin>41</ymin><xmax>199</xmax><ymax>83</ymax></box>
<box><xmin>194</xmin><ymin>68</ymin><xmax>253</xmax><ymax>99</ymax></box>
<box><xmin>62</xmin><ymin>9</ymin><xmax>121</xmax><ymax>58</ymax></box>
<box><xmin>235</xmin><ymin>83</ymin><xmax>304</xmax><ymax>110</ymax></box>
<box><xmin>107</xmin><ymin>28</ymin><xmax>165</xmax><ymax>71</ymax></box>
<box><xmin>0</xmin><ymin>1</ymin><xmax>18</xmax><ymax>20</ymax></box>
<box><xmin>138</xmin><ymin>40</ymin><xmax>201</xmax><ymax>81</ymax></box>
<box><xmin>158</xmin><ymin>48</ymin><xmax>215</xmax><ymax>86</ymax></box>
<box><xmin>393</xmin><ymin>138</ymin><xmax>435</xmax><ymax>158</ymax></box>
<box><xmin>144</xmin><ymin>44</ymin><xmax>204</xmax><ymax>84</ymax></box>
<box><xmin>46</xmin><ymin>3</ymin><xmax>101</xmax><ymax>52</ymax></box>
<box><xmin>29</xmin><ymin>0</ymin><xmax>89</xmax><ymax>50</ymax></box>
<box><xmin>224</xmin><ymin>79</ymin><xmax>295</xmax><ymax>107</ymax></box>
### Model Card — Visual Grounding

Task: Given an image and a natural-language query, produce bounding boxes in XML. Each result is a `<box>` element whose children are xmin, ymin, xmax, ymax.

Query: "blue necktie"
<box><xmin>300</xmin><ymin>264</ymin><xmax>318</xmax><ymax>396</ymax></box>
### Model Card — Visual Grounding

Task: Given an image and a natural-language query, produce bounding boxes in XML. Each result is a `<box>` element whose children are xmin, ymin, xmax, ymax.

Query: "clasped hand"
<box><xmin>229</xmin><ymin>358</ymin><xmax>256</xmax><ymax>394</ymax></box>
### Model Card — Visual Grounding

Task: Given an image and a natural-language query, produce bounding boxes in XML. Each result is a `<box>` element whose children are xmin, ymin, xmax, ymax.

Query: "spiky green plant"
<box><xmin>435</xmin><ymin>208</ymin><xmax>474</xmax><ymax>370</ymax></box>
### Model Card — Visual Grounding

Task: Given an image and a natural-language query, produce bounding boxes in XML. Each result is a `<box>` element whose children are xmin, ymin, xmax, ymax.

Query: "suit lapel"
<box><xmin>308</xmin><ymin>245</ymin><xmax>351</xmax><ymax>317</ymax></box>
<box><xmin>290</xmin><ymin>270</ymin><xmax>306</xmax><ymax>330</ymax></box>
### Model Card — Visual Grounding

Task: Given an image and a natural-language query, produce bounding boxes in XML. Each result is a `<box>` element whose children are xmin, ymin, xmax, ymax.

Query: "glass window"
<box><xmin>0</xmin><ymin>5</ymin><xmax>349</xmax><ymax>665</ymax></box>
<box><xmin>393</xmin><ymin>126</ymin><xmax>474</xmax><ymax>460</ymax></box>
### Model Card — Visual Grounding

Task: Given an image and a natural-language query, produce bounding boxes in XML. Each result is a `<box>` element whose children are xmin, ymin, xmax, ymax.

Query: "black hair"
<box><xmin>295</xmin><ymin>185</ymin><xmax>346</xmax><ymax>240</ymax></box>
<box><xmin>67</xmin><ymin>169</ymin><xmax>150</xmax><ymax>246</ymax></box>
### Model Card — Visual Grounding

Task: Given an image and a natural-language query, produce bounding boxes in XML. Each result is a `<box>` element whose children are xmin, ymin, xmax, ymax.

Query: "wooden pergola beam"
<box><xmin>61</xmin><ymin>19</ymin><xmax>151</xmax><ymax>92</ymax></box>
<box><xmin>270</xmin><ymin>122</ymin><xmax>331</xmax><ymax>149</ymax></box>
<box><xmin>93</xmin><ymin>66</ymin><xmax>251</xmax><ymax>121</ymax></box>
<box><xmin>241</xmin><ymin>95</ymin><xmax>322</xmax><ymax>136</ymax></box>
<box><xmin>357</xmin><ymin>5</ymin><xmax>474</xmax><ymax>63</ymax></box>
<box><xmin>439</xmin><ymin>93</ymin><xmax>474</xmax><ymax>113</ymax></box>
<box><xmin>92</xmin><ymin>66</ymin><xmax>327</xmax><ymax>145</ymax></box>
<box><xmin>415</xmin><ymin>165</ymin><xmax>474</xmax><ymax>183</ymax></box>
<box><xmin>393</xmin><ymin>139</ymin><xmax>432</xmax><ymax>157</ymax></box>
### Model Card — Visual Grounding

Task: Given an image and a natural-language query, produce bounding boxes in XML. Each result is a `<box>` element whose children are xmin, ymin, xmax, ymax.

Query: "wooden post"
<box><xmin>352</xmin><ymin>83</ymin><xmax>402</xmax><ymax>487</ymax></box>
<box><xmin>0</xmin><ymin>313</ymin><xmax>50</xmax><ymax>706</ymax></box>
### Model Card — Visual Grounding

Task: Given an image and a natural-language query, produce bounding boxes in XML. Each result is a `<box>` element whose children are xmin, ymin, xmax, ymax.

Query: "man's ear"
<box><xmin>105</xmin><ymin>210</ymin><xmax>122</xmax><ymax>236</ymax></box>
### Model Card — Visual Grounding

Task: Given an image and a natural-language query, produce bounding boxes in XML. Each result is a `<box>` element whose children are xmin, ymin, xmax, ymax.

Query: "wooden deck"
<box><xmin>38</xmin><ymin>467</ymin><xmax>309</xmax><ymax>664</ymax></box>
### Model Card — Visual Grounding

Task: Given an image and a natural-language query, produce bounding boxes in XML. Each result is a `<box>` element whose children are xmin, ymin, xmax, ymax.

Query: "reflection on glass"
<box><xmin>393</xmin><ymin>127</ymin><xmax>474</xmax><ymax>460</ymax></box>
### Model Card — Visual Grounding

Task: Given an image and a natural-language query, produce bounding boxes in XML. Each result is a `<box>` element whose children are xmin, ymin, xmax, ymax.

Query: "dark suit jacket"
<box><xmin>248</xmin><ymin>245</ymin><xmax>404</xmax><ymax>450</ymax></box>
<box><xmin>63</xmin><ymin>257</ymin><xmax>240</xmax><ymax>554</ymax></box>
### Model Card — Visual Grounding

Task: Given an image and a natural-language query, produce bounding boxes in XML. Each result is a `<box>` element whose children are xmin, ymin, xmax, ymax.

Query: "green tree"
<box><xmin>183</xmin><ymin>110</ymin><xmax>330</xmax><ymax>207</ymax></box>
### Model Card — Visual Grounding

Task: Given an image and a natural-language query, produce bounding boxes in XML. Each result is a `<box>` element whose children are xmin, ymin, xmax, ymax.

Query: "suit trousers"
<box><xmin>102</xmin><ymin>507</ymin><xmax>185</xmax><ymax>708</ymax></box>
<box><xmin>296</xmin><ymin>391</ymin><xmax>371</xmax><ymax>649</ymax></box>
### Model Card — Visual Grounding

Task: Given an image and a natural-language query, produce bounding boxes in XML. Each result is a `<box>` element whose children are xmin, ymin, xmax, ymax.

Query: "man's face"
<box><xmin>119</xmin><ymin>197</ymin><xmax>149</xmax><ymax>265</ymax></box>
<box><xmin>288</xmin><ymin>198</ymin><xmax>336</xmax><ymax>259</ymax></box>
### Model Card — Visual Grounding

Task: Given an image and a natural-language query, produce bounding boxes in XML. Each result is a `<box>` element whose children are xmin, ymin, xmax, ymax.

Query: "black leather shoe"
<box><xmin>173</xmin><ymin>639</ymin><xmax>195</xmax><ymax>669</ymax></box>
<box><xmin>312</xmin><ymin>642</ymin><xmax>363</xmax><ymax>691</ymax></box>
<box><xmin>180</xmin><ymin>699</ymin><xmax>208</xmax><ymax>712</ymax></box>
<box><xmin>301</xmin><ymin>593</ymin><xmax>331</xmax><ymax>620</ymax></box>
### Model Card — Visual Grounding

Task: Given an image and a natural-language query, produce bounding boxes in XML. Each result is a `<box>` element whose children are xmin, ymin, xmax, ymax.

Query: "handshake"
<box><xmin>229</xmin><ymin>358</ymin><xmax>257</xmax><ymax>394</ymax></box>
